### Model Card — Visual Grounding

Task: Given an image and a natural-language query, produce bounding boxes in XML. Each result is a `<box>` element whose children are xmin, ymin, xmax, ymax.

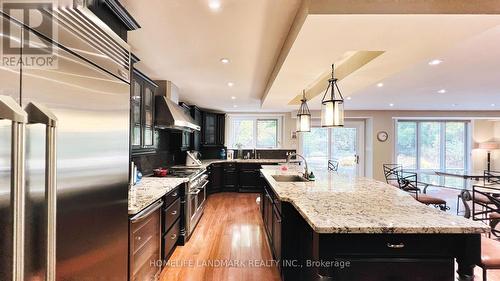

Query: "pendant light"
<box><xmin>321</xmin><ymin>64</ymin><xmax>344</xmax><ymax>127</ymax></box>
<box><xmin>296</xmin><ymin>89</ymin><xmax>311</xmax><ymax>132</ymax></box>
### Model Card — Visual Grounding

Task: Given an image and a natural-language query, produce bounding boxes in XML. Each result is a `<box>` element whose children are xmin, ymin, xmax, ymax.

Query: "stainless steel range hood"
<box><xmin>155</xmin><ymin>81</ymin><xmax>200</xmax><ymax>132</ymax></box>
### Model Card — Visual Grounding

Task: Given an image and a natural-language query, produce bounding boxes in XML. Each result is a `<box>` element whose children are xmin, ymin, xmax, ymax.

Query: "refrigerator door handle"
<box><xmin>0</xmin><ymin>95</ymin><xmax>27</xmax><ymax>281</ymax></box>
<box><xmin>25</xmin><ymin>102</ymin><xmax>58</xmax><ymax>281</ymax></box>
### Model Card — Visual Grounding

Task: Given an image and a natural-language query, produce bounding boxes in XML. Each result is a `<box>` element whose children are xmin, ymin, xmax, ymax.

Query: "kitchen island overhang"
<box><xmin>259</xmin><ymin>166</ymin><xmax>489</xmax><ymax>281</ymax></box>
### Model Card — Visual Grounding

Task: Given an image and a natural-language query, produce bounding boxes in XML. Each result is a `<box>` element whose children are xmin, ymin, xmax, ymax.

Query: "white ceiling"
<box><xmin>121</xmin><ymin>0</ymin><xmax>300</xmax><ymax>112</ymax></box>
<box><xmin>122</xmin><ymin>1</ymin><xmax>500</xmax><ymax>112</ymax></box>
<box><xmin>263</xmin><ymin>14</ymin><xmax>500</xmax><ymax>111</ymax></box>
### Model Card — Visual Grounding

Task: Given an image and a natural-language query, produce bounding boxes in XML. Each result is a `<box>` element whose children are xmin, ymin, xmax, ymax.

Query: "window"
<box><xmin>300</xmin><ymin>121</ymin><xmax>364</xmax><ymax>176</ymax></box>
<box><xmin>228</xmin><ymin>116</ymin><xmax>282</xmax><ymax>148</ymax></box>
<box><xmin>396</xmin><ymin>120</ymin><xmax>469</xmax><ymax>172</ymax></box>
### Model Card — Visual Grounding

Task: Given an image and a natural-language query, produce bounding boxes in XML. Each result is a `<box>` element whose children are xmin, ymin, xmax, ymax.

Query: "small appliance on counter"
<box><xmin>227</xmin><ymin>150</ymin><xmax>234</xmax><ymax>160</ymax></box>
<box><xmin>186</xmin><ymin>150</ymin><xmax>202</xmax><ymax>167</ymax></box>
<box><xmin>220</xmin><ymin>148</ymin><xmax>226</xmax><ymax>159</ymax></box>
<box><xmin>153</xmin><ymin>168</ymin><xmax>168</xmax><ymax>177</ymax></box>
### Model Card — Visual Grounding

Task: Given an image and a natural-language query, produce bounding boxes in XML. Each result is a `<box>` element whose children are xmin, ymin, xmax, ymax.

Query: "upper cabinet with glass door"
<box><xmin>131</xmin><ymin>69</ymin><xmax>158</xmax><ymax>153</ymax></box>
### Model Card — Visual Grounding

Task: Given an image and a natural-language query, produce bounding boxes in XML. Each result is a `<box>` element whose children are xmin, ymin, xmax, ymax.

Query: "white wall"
<box><xmin>472</xmin><ymin>119</ymin><xmax>500</xmax><ymax>171</ymax></box>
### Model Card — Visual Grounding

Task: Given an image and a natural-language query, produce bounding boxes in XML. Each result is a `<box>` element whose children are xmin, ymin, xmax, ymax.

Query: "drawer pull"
<box><xmin>171</xmin><ymin>210</ymin><xmax>177</xmax><ymax>215</ymax></box>
<box><xmin>137</xmin><ymin>236</ymin><xmax>141</xmax><ymax>241</ymax></box>
<box><xmin>387</xmin><ymin>242</ymin><xmax>405</xmax><ymax>249</ymax></box>
<box><xmin>170</xmin><ymin>234</ymin><xmax>177</xmax><ymax>240</ymax></box>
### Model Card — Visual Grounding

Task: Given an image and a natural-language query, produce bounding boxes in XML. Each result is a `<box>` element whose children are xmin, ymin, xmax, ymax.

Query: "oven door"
<box><xmin>196</xmin><ymin>180</ymin><xmax>208</xmax><ymax>210</ymax></box>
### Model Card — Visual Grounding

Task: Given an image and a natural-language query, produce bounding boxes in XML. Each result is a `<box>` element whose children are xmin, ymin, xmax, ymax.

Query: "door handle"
<box><xmin>0</xmin><ymin>95</ymin><xmax>27</xmax><ymax>281</ymax></box>
<box><xmin>25</xmin><ymin>102</ymin><xmax>58</xmax><ymax>281</ymax></box>
<box><xmin>355</xmin><ymin>155</ymin><xmax>360</xmax><ymax>164</ymax></box>
<box><xmin>130</xmin><ymin>200</ymin><xmax>163</xmax><ymax>223</ymax></box>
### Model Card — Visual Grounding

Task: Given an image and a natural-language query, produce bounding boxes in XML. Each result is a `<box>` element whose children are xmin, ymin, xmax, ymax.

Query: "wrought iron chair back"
<box><xmin>472</xmin><ymin>185</ymin><xmax>500</xmax><ymax>237</ymax></box>
<box><xmin>328</xmin><ymin>160</ymin><xmax>339</xmax><ymax>172</ymax></box>
<box><xmin>484</xmin><ymin>170</ymin><xmax>500</xmax><ymax>185</ymax></box>
<box><xmin>383</xmin><ymin>164</ymin><xmax>402</xmax><ymax>186</ymax></box>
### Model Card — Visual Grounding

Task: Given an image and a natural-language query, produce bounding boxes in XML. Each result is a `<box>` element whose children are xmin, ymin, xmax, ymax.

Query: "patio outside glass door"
<box><xmin>300</xmin><ymin>120</ymin><xmax>364</xmax><ymax>176</ymax></box>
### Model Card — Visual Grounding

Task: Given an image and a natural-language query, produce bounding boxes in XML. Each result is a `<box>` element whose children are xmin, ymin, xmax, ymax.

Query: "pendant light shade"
<box><xmin>296</xmin><ymin>89</ymin><xmax>311</xmax><ymax>132</ymax></box>
<box><xmin>321</xmin><ymin>64</ymin><xmax>344</xmax><ymax>127</ymax></box>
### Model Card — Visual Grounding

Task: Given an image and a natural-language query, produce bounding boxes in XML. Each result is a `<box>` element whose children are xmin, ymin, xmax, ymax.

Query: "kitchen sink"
<box><xmin>271</xmin><ymin>175</ymin><xmax>309</xmax><ymax>182</ymax></box>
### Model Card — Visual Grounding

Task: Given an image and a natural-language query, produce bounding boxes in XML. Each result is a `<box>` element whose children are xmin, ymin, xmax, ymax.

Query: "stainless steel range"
<box><xmin>167</xmin><ymin>168</ymin><xmax>208</xmax><ymax>243</ymax></box>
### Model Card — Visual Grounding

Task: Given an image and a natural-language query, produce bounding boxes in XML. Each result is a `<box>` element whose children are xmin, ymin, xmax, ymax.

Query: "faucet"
<box><xmin>287</xmin><ymin>153</ymin><xmax>309</xmax><ymax>179</ymax></box>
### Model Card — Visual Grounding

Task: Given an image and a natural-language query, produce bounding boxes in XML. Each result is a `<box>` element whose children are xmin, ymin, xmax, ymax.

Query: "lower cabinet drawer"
<box><xmin>319</xmin><ymin>234</ymin><xmax>456</xmax><ymax>257</ymax></box>
<box><xmin>163</xmin><ymin>198</ymin><xmax>181</xmax><ymax>233</ymax></box>
<box><xmin>163</xmin><ymin>219</ymin><xmax>180</xmax><ymax>261</ymax></box>
<box><xmin>317</xmin><ymin>258</ymin><xmax>453</xmax><ymax>281</ymax></box>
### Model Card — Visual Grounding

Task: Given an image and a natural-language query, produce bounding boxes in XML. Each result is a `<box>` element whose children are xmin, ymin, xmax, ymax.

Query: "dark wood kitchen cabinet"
<box><xmin>208</xmin><ymin>163</ymin><xmax>223</xmax><ymax>194</ymax></box>
<box><xmin>131</xmin><ymin>68</ymin><xmax>158</xmax><ymax>153</ymax></box>
<box><xmin>262</xmin><ymin>181</ymin><xmax>281</xmax><ymax>269</ymax></box>
<box><xmin>162</xmin><ymin>187</ymin><xmax>181</xmax><ymax>263</ymax></box>
<box><xmin>201</xmin><ymin>111</ymin><xmax>225</xmax><ymax>146</ymax></box>
<box><xmin>223</xmin><ymin>163</ymin><xmax>238</xmax><ymax>191</ymax></box>
<box><xmin>238</xmin><ymin>163</ymin><xmax>262</xmax><ymax>192</ymax></box>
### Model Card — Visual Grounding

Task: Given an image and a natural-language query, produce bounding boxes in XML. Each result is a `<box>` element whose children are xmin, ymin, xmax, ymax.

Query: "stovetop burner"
<box><xmin>167</xmin><ymin>168</ymin><xmax>205</xmax><ymax>180</ymax></box>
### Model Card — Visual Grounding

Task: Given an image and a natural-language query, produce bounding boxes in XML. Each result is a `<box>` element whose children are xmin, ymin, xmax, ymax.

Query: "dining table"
<box><xmin>416</xmin><ymin>170</ymin><xmax>500</xmax><ymax>219</ymax></box>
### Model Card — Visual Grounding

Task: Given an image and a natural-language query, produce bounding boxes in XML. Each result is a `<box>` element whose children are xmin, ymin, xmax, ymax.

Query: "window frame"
<box><xmin>395</xmin><ymin>119</ymin><xmax>470</xmax><ymax>172</ymax></box>
<box><xmin>227</xmin><ymin>115</ymin><xmax>283</xmax><ymax>149</ymax></box>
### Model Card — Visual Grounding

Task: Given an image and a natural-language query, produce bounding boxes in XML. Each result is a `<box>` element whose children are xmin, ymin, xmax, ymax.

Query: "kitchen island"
<box><xmin>260</xmin><ymin>166</ymin><xmax>489</xmax><ymax>281</ymax></box>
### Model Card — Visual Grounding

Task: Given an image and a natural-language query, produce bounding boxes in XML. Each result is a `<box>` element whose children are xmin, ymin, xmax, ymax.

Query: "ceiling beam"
<box><xmin>288</xmin><ymin>51</ymin><xmax>384</xmax><ymax>105</ymax></box>
<box><xmin>309</xmin><ymin>0</ymin><xmax>500</xmax><ymax>14</ymax></box>
<box><xmin>260</xmin><ymin>0</ymin><xmax>310</xmax><ymax>105</ymax></box>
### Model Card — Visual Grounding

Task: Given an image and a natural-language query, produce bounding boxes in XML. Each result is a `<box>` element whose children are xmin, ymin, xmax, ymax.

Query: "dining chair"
<box><xmin>491</xmin><ymin>212</ymin><xmax>500</xmax><ymax>238</ymax></box>
<box><xmin>383</xmin><ymin>164</ymin><xmax>402</xmax><ymax>188</ymax></box>
<box><xmin>473</xmin><ymin>185</ymin><xmax>500</xmax><ymax>237</ymax></box>
<box><xmin>484</xmin><ymin>170</ymin><xmax>500</xmax><ymax>185</ymax></box>
<box><xmin>383</xmin><ymin>164</ymin><xmax>448</xmax><ymax>211</ymax></box>
<box><xmin>478</xmin><ymin>236</ymin><xmax>500</xmax><ymax>281</ymax></box>
<box><xmin>328</xmin><ymin>160</ymin><xmax>339</xmax><ymax>172</ymax></box>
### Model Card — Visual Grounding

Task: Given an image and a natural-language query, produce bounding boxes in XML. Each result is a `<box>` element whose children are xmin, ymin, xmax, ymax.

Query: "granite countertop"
<box><xmin>128</xmin><ymin>177</ymin><xmax>188</xmax><ymax>215</ymax></box>
<box><xmin>260</xmin><ymin>165</ymin><xmax>490</xmax><ymax>234</ymax></box>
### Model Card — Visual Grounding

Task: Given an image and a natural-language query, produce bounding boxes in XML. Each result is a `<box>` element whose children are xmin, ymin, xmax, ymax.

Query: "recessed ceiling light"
<box><xmin>346</xmin><ymin>96</ymin><xmax>352</xmax><ymax>100</ymax></box>
<box><xmin>233</xmin><ymin>104</ymin><xmax>238</xmax><ymax>108</ymax></box>
<box><xmin>389</xmin><ymin>103</ymin><xmax>394</xmax><ymax>107</ymax></box>
<box><xmin>428</xmin><ymin>59</ymin><xmax>443</xmax><ymax>66</ymax></box>
<box><xmin>227</xmin><ymin>82</ymin><xmax>234</xmax><ymax>87</ymax></box>
<box><xmin>208</xmin><ymin>0</ymin><xmax>221</xmax><ymax>10</ymax></box>
<box><xmin>437</xmin><ymin>89</ymin><xmax>447</xmax><ymax>94</ymax></box>
<box><xmin>231</xmin><ymin>96</ymin><xmax>236</xmax><ymax>100</ymax></box>
<box><xmin>220</xmin><ymin>58</ymin><xmax>230</xmax><ymax>64</ymax></box>
<box><xmin>491</xmin><ymin>103</ymin><xmax>496</xmax><ymax>107</ymax></box>
<box><xmin>377</xmin><ymin>83</ymin><xmax>384</xmax><ymax>88</ymax></box>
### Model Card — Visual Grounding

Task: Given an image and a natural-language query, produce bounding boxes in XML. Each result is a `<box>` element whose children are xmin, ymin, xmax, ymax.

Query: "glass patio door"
<box><xmin>300</xmin><ymin>120</ymin><xmax>364</xmax><ymax>176</ymax></box>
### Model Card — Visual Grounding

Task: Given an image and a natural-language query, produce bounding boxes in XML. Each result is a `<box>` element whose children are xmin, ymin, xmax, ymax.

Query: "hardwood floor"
<box><xmin>159</xmin><ymin>192</ymin><xmax>500</xmax><ymax>281</ymax></box>
<box><xmin>159</xmin><ymin>193</ymin><xmax>281</xmax><ymax>281</ymax></box>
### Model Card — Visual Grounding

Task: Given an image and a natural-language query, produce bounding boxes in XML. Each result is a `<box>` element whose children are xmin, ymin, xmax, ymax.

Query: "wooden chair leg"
<box><xmin>483</xmin><ymin>267</ymin><xmax>487</xmax><ymax>281</ymax></box>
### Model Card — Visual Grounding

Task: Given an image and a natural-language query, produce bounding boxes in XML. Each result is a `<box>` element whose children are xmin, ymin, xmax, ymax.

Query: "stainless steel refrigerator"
<box><xmin>0</xmin><ymin>6</ymin><xmax>130</xmax><ymax>281</ymax></box>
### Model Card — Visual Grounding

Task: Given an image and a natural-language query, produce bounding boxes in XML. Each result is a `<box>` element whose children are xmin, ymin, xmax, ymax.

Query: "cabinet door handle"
<box><xmin>171</xmin><ymin>210</ymin><xmax>177</xmax><ymax>215</ymax></box>
<box><xmin>170</xmin><ymin>234</ymin><xmax>177</xmax><ymax>240</ymax></box>
<box><xmin>387</xmin><ymin>242</ymin><xmax>405</xmax><ymax>249</ymax></box>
